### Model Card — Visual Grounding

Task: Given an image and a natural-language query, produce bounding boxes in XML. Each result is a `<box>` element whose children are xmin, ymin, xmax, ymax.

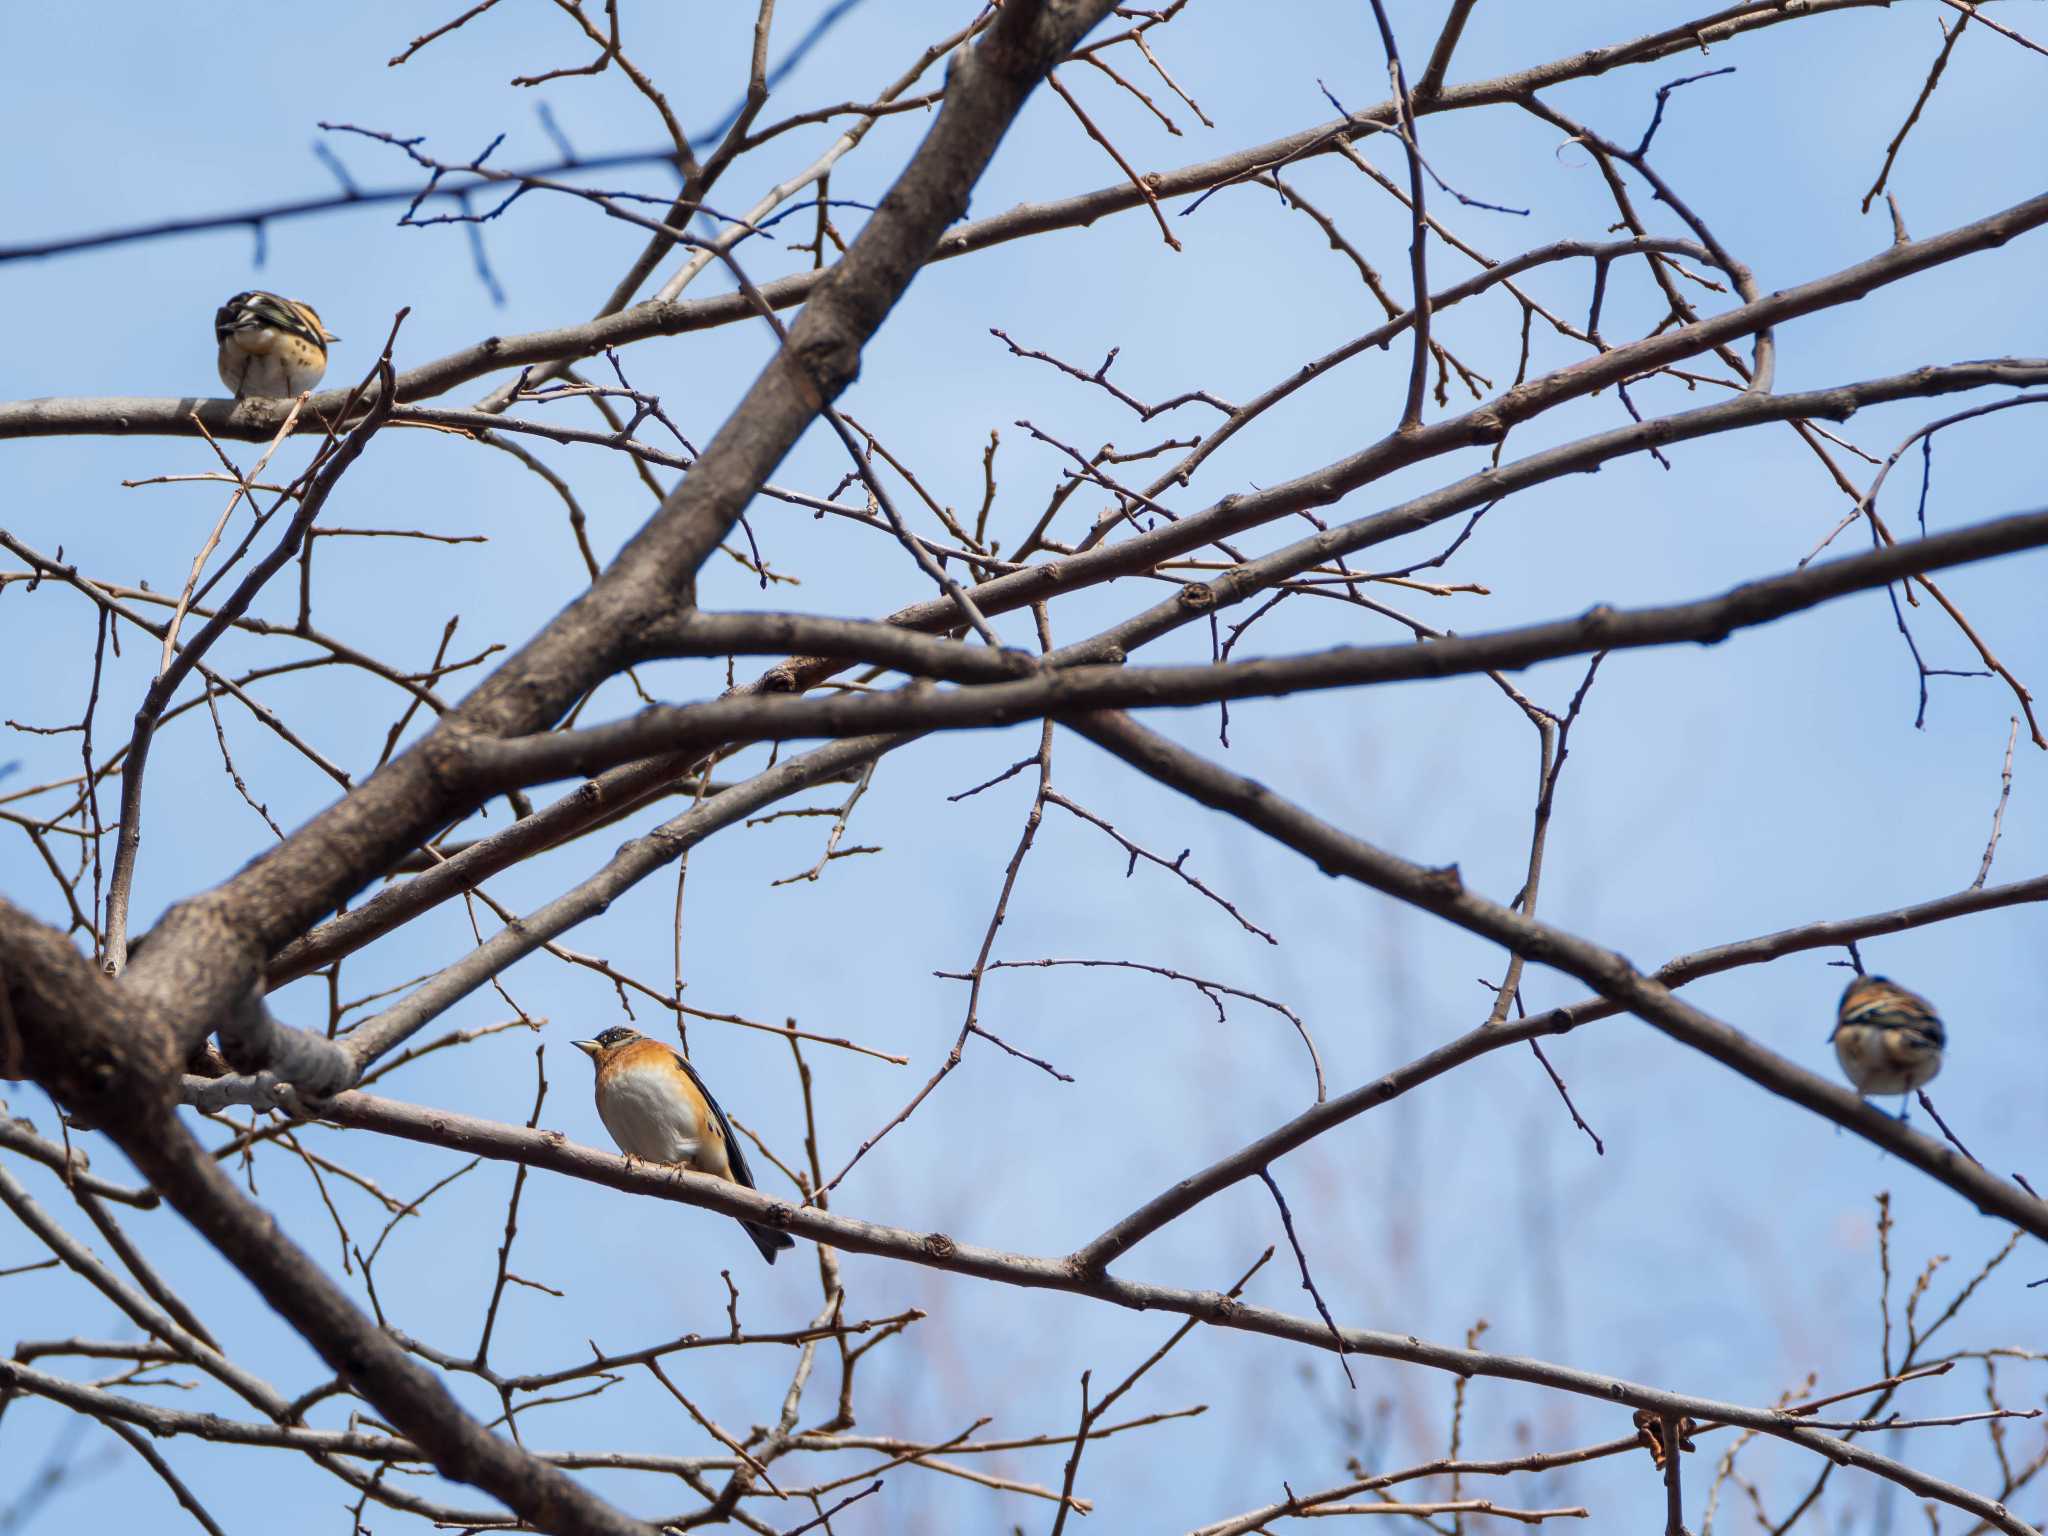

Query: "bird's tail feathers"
<box><xmin>745</xmin><ymin>1222</ymin><xmax>797</xmax><ymax>1264</ymax></box>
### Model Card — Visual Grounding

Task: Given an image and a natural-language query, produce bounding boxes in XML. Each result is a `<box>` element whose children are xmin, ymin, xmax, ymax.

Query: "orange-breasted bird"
<box><xmin>1830</xmin><ymin>974</ymin><xmax>1945</xmax><ymax>1107</ymax></box>
<box><xmin>215</xmin><ymin>290</ymin><xmax>338</xmax><ymax>399</ymax></box>
<box><xmin>572</xmin><ymin>1026</ymin><xmax>795</xmax><ymax>1264</ymax></box>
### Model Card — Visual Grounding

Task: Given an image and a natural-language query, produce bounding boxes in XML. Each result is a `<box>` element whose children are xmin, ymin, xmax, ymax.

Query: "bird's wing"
<box><xmin>666</xmin><ymin>1047</ymin><xmax>761</xmax><ymax>1192</ymax></box>
<box><xmin>1846</xmin><ymin>992</ymin><xmax>1945</xmax><ymax>1048</ymax></box>
<box><xmin>226</xmin><ymin>293</ymin><xmax>329</xmax><ymax>349</ymax></box>
<box><xmin>663</xmin><ymin>1045</ymin><xmax>794</xmax><ymax>1260</ymax></box>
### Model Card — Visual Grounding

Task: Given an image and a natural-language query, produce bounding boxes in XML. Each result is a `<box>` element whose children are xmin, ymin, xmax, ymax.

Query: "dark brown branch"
<box><xmin>191</xmin><ymin>736</ymin><xmax>896</xmax><ymax>1108</ymax></box>
<box><xmin>1193</xmin><ymin>1437</ymin><xmax>1637</xmax><ymax>1536</ymax></box>
<box><xmin>265</xmin><ymin>750</ymin><xmax>715</xmax><ymax>986</ymax></box>
<box><xmin>464</xmin><ymin>504</ymin><xmax>2048</xmax><ymax>788</ymax></box>
<box><xmin>1361</xmin><ymin>0</ymin><xmax>1432</xmax><ymax>430</ymax></box>
<box><xmin>1416</xmin><ymin>0</ymin><xmax>1482</xmax><ymax>99</ymax></box>
<box><xmin>97</xmin><ymin>1418</ymin><xmax>230</xmax><ymax>1536</ymax></box>
<box><xmin>1662</xmin><ymin>1412</ymin><xmax>1688</xmax><ymax>1535</ymax></box>
<box><xmin>1259</xmin><ymin>1168</ymin><xmax>1354</xmax><ymax>1388</ymax></box>
<box><xmin>0</xmin><ymin>1357</ymin><xmax>810</xmax><ymax>1476</ymax></box>
<box><xmin>0</xmin><ymin>1115</ymin><xmax>159</xmax><ymax>1207</ymax></box>
<box><xmin>1862</xmin><ymin>10</ymin><xmax>1971</xmax><ymax>214</ymax></box>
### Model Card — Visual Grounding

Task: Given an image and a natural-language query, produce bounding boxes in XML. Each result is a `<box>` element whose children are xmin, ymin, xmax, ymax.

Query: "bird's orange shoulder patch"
<box><xmin>595</xmin><ymin>1036</ymin><xmax>682</xmax><ymax>1088</ymax></box>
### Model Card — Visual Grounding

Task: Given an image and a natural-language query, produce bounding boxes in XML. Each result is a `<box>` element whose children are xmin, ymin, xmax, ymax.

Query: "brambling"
<box><xmin>215</xmin><ymin>290</ymin><xmax>338</xmax><ymax>399</ymax></box>
<box><xmin>572</xmin><ymin>1026</ymin><xmax>795</xmax><ymax>1264</ymax></box>
<box><xmin>1830</xmin><ymin>974</ymin><xmax>1945</xmax><ymax>1109</ymax></box>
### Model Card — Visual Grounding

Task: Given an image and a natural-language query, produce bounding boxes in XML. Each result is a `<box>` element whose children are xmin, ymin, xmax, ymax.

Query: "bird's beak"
<box><xmin>323</xmin><ymin>328</ymin><xmax>341</xmax><ymax>342</ymax></box>
<box><xmin>571</xmin><ymin>1039</ymin><xmax>602</xmax><ymax>1060</ymax></box>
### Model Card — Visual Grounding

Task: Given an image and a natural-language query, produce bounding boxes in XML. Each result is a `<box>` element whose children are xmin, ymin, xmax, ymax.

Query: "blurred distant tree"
<box><xmin>3</xmin><ymin>3</ymin><xmax>2045</xmax><ymax>1533</ymax></box>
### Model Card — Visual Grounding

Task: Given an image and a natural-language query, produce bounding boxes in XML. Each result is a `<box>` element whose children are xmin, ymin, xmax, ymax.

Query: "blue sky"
<box><xmin>3</xmin><ymin>3</ymin><xmax>2045</xmax><ymax>1532</ymax></box>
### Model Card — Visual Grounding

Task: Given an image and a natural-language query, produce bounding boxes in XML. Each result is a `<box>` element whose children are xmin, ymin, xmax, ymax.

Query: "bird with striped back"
<box><xmin>572</xmin><ymin>1026</ymin><xmax>796</xmax><ymax>1263</ymax></box>
<box><xmin>1830</xmin><ymin>973</ymin><xmax>1946</xmax><ymax>1119</ymax></box>
<box><xmin>214</xmin><ymin>290</ymin><xmax>338</xmax><ymax>399</ymax></box>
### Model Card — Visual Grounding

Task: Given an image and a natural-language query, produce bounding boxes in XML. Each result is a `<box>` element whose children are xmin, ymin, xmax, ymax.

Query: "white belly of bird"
<box><xmin>598</xmin><ymin>1069</ymin><xmax>708</xmax><ymax>1168</ymax></box>
<box><xmin>218</xmin><ymin>330</ymin><xmax>328</xmax><ymax>398</ymax></box>
<box><xmin>1833</xmin><ymin>1025</ymin><xmax>1940</xmax><ymax>1096</ymax></box>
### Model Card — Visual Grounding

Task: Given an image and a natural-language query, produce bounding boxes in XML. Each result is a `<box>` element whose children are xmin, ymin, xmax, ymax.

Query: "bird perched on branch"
<box><xmin>1830</xmin><ymin>974</ymin><xmax>1945</xmax><ymax>1114</ymax></box>
<box><xmin>572</xmin><ymin>1026</ymin><xmax>796</xmax><ymax>1264</ymax></box>
<box><xmin>214</xmin><ymin>290</ymin><xmax>338</xmax><ymax>398</ymax></box>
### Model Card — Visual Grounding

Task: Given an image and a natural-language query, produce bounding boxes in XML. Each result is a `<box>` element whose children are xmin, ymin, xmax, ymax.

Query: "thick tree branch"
<box><xmin>192</xmin><ymin>735</ymin><xmax>900</xmax><ymax>1104</ymax></box>
<box><xmin>262</xmin><ymin>750</ymin><xmax>712</xmax><ymax>987</ymax></box>
<box><xmin>463</xmin><ymin>505</ymin><xmax>2048</xmax><ymax>788</ymax></box>
<box><xmin>0</xmin><ymin>1115</ymin><xmax>160</xmax><ymax>1208</ymax></box>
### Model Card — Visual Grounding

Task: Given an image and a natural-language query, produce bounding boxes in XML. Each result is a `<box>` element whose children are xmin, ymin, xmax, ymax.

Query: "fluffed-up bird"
<box><xmin>215</xmin><ymin>290</ymin><xmax>338</xmax><ymax>399</ymax></box>
<box><xmin>572</xmin><ymin>1026</ymin><xmax>796</xmax><ymax>1264</ymax></box>
<box><xmin>1830</xmin><ymin>974</ymin><xmax>1945</xmax><ymax>1111</ymax></box>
